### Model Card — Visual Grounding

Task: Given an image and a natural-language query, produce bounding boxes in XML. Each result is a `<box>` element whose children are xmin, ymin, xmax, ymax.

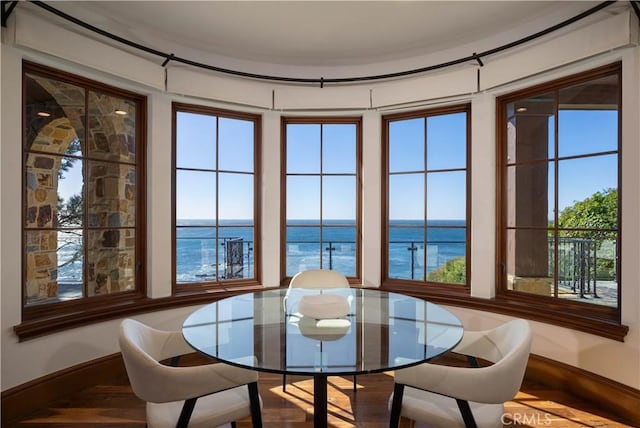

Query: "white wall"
<box><xmin>2</xmin><ymin>6</ymin><xmax>639</xmax><ymax>391</ymax></box>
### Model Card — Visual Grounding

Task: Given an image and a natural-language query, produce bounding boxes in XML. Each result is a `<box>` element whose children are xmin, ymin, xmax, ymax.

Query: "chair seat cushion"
<box><xmin>298</xmin><ymin>294</ymin><xmax>350</xmax><ymax>319</ymax></box>
<box><xmin>390</xmin><ymin>386</ymin><xmax>505</xmax><ymax>428</ymax></box>
<box><xmin>147</xmin><ymin>385</ymin><xmax>254</xmax><ymax>428</ymax></box>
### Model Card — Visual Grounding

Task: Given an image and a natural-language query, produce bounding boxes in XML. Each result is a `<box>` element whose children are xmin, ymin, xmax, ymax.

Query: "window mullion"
<box><xmin>319</xmin><ymin>124</ymin><xmax>324</xmax><ymax>269</ymax></box>
<box><xmin>553</xmin><ymin>89</ymin><xmax>559</xmax><ymax>299</ymax></box>
<box><xmin>423</xmin><ymin>117</ymin><xmax>428</xmax><ymax>282</ymax></box>
<box><xmin>215</xmin><ymin>115</ymin><xmax>220</xmax><ymax>283</ymax></box>
<box><xmin>83</xmin><ymin>89</ymin><xmax>89</xmax><ymax>299</ymax></box>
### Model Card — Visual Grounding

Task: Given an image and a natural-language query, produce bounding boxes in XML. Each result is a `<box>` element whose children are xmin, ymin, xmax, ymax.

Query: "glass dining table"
<box><xmin>182</xmin><ymin>287</ymin><xmax>464</xmax><ymax>428</ymax></box>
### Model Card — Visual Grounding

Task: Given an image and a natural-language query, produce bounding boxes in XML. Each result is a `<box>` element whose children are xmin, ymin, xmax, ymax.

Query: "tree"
<box><xmin>427</xmin><ymin>257</ymin><xmax>466</xmax><ymax>284</ymax></box>
<box><xmin>56</xmin><ymin>138</ymin><xmax>84</xmax><ymax>271</ymax></box>
<box><xmin>557</xmin><ymin>188</ymin><xmax>617</xmax><ymax>232</ymax></box>
<box><xmin>557</xmin><ymin>188</ymin><xmax>617</xmax><ymax>280</ymax></box>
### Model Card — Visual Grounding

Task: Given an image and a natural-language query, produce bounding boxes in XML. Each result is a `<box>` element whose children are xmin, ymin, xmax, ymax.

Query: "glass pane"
<box><xmin>389</xmin><ymin>173</ymin><xmax>424</xmax><ymax>221</ymax></box>
<box><xmin>25</xmin><ymin>73</ymin><xmax>85</xmax><ymax>154</ymax></box>
<box><xmin>322</xmin><ymin>226</ymin><xmax>356</xmax><ymax>276</ymax></box>
<box><xmin>426</xmin><ymin>171</ymin><xmax>466</xmax><ymax>221</ymax></box>
<box><xmin>323</xmin><ymin>124</ymin><xmax>356</xmax><ymax>173</ymax></box>
<box><xmin>388</xmin><ymin>224</ymin><xmax>425</xmax><ymax>280</ymax></box>
<box><xmin>57</xmin><ymin>156</ymin><xmax>84</xmax><ymax>228</ymax></box>
<box><xmin>427</xmin><ymin>112</ymin><xmax>466</xmax><ymax>170</ymax></box>
<box><xmin>25</xmin><ymin>230</ymin><xmax>84</xmax><ymax>305</ymax></box>
<box><xmin>506</xmin><ymin>92</ymin><xmax>555</xmax><ymax>163</ymax></box>
<box><xmin>219</xmin><ymin>172</ymin><xmax>253</xmax><ymax>221</ymax></box>
<box><xmin>176</xmin><ymin>238</ymin><xmax>217</xmax><ymax>283</ymax></box>
<box><xmin>558</xmin><ymin>75</ymin><xmax>618</xmax><ymax>158</ymax></box>
<box><xmin>219</xmin><ymin>225</ymin><xmax>254</xmax><ymax>280</ymax></box>
<box><xmin>176</xmin><ymin>170</ymin><xmax>216</xmax><ymax>221</ymax></box>
<box><xmin>558</xmin><ymin>110</ymin><xmax>618</xmax><ymax>158</ymax></box>
<box><xmin>287</xmin><ymin>124</ymin><xmax>320</xmax><ymax>173</ymax></box>
<box><xmin>286</xmin><ymin>226</ymin><xmax>321</xmax><ymax>275</ymax></box>
<box><xmin>87</xmin><ymin>229</ymin><xmax>135</xmax><ymax>296</ymax></box>
<box><xmin>557</xmin><ymin>231</ymin><xmax>617</xmax><ymax>308</ymax></box>
<box><xmin>389</xmin><ymin>118</ymin><xmax>424</xmax><ymax>173</ymax></box>
<box><xmin>219</xmin><ymin>117</ymin><xmax>254</xmax><ymax>172</ymax></box>
<box><xmin>322</xmin><ymin>176</ymin><xmax>355</xmax><ymax>221</ymax></box>
<box><xmin>26</xmin><ymin>154</ymin><xmax>84</xmax><ymax>229</ymax></box>
<box><xmin>426</xmin><ymin>226</ymin><xmax>466</xmax><ymax>285</ymax></box>
<box><xmin>177</xmin><ymin>226</ymin><xmax>216</xmax><ymax>239</ymax></box>
<box><xmin>506</xmin><ymin>228</ymin><xmax>554</xmax><ymax>297</ymax></box>
<box><xmin>56</xmin><ymin>230</ymin><xmax>84</xmax><ymax>300</ymax></box>
<box><xmin>87</xmin><ymin>91</ymin><xmax>136</xmax><ymax>163</ymax></box>
<box><xmin>287</xmin><ymin>176</ymin><xmax>320</xmax><ymax>220</ymax></box>
<box><xmin>87</xmin><ymin>161</ymin><xmax>135</xmax><ymax>227</ymax></box>
<box><xmin>558</xmin><ymin>155</ymin><xmax>617</xmax><ymax>224</ymax></box>
<box><xmin>176</xmin><ymin>111</ymin><xmax>216</xmax><ymax>170</ymax></box>
<box><xmin>506</xmin><ymin>162</ymin><xmax>553</xmax><ymax>228</ymax></box>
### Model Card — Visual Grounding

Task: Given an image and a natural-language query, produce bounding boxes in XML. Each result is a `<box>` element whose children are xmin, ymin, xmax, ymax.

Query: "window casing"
<box><xmin>281</xmin><ymin>117</ymin><xmax>362</xmax><ymax>282</ymax></box>
<box><xmin>382</xmin><ymin>105</ymin><xmax>470</xmax><ymax>291</ymax></box>
<box><xmin>22</xmin><ymin>61</ymin><xmax>147</xmax><ymax>321</ymax></box>
<box><xmin>496</xmin><ymin>62</ymin><xmax>621</xmax><ymax>325</ymax></box>
<box><xmin>172</xmin><ymin>103</ymin><xmax>261</xmax><ymax>293</ymax></box>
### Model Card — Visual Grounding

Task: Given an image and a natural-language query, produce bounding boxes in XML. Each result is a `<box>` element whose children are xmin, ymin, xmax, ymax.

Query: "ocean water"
<box><xmin>56</xmin><ymin>219</ymin><xmax>467</xmax><ymax>286</ymax></box>
<box><xmin>175</xmin><ymin>219</ymin><xmax>466</xmax><ymax>282</ymax></box>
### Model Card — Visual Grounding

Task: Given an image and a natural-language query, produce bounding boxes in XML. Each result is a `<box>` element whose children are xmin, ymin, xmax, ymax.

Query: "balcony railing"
<box><xmin>553</xmin><ymin>237</ymin><xmax>617</xmax><ymax>299</ymax></box>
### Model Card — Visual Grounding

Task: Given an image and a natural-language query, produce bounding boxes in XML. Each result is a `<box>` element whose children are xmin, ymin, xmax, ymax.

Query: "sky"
<box><xmin>56</xmin><ymin>108</ymin><xmax>618</xmax><ymax>223</ymax></box>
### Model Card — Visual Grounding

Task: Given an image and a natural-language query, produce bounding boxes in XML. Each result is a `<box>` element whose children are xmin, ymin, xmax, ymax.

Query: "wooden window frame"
<box><xmin>280</xmin><ymin>116</ymin><xmax>363</xmax><ymax>285</ymax></box>
<box><xmin>495</xmin><ymin>62</ymin><xmax>627</xmax><ymax>339</ymax></box>
<box><xmin>16</xmin><ymin>61</ymin><xmax>148</xmax><ymax>338</ymax></box>
<box><xmin>380</xmin><ymin>104</ymin><xmax>471</xmax><ymax>297</ymax></box>
<box><xmin>171</xmin><ymin>102</ymin><xmax>262</xmax><ymax>295</ymax></box>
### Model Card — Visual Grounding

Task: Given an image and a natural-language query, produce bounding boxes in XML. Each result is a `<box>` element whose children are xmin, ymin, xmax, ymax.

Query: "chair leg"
<box><xmin>248</xmin><ymin>381</ymin><xmax>263</xmax><ymax>427</ymax></box>
<box><xmin>455</xmin><ymin>399</ymin><xmax>477</xmax><ymax>428</ymax></box>
<box><xmin>231</xmin><ymin>422</ymin><xmax>237</xmax><ymax>428</ymax></box>
<box><xmin>389</xmin><ymin>383</ymin><xmax>405</xmax><ymax>428</ymax></box>
<box><xmin>176</xmin><ymin>397</ymin><xmax>197</xmax><ymax>428</ymax></box>
<box><xmin>466</xmin><ymin>355</ymin><xmax>480</xmax><ymax>368</ymax></box>
<box><xmin>353</xmin><ymin>375</ymin><xmax>357</xmax><ymax>393</ymax></box>
<box><xmin>282</xmin><ymin>373</ymin><xmax>286</xmax><ymax>392</ymax></box>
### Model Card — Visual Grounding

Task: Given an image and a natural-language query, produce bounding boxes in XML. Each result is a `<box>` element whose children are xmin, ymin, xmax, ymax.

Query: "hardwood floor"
<box><xmin>5</xmin><ymin>358</ymin><xmax>634</xmax><ymax>427</ymax></box>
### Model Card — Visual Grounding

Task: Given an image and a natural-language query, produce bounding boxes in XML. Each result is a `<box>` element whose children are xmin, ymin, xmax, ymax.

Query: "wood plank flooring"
<box><xmin>5</xmin><ymin>357</ymin><xmax>634</xmax><ymax>427</ymax></box>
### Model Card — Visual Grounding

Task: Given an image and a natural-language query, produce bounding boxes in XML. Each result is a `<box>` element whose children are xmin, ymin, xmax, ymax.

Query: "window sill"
<box><xmin>14</xmin><ymin>284</ymin><xmax>266</xmax><ymax>341</ymax></box>
<box><xmin>379</xmin><ymin>282</ymin><xmax>628</xmax><ymax>342</ymax></box>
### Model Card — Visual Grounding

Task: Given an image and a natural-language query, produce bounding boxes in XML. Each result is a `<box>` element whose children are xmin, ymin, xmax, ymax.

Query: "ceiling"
<box><xmin>26</xmin><ymin>1</ymin><xmax>619</xmax><ymax>78</ymax></box>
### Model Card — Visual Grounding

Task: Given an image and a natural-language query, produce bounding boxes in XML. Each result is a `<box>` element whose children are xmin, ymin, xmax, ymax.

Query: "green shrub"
<box><xmin>427</xmin><ymin>257</ymin><xmax>466</xmax><ymax>284</ymax></box>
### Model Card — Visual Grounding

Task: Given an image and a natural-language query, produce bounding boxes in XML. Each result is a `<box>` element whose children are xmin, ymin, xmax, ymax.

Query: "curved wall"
<box><xmin>2</xmin><ymin>6</ymin><xmax>639</xmax><ymax>392</ymax></box>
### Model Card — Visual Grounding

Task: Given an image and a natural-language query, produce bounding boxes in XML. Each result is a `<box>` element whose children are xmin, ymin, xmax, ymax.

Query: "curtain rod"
<box><xmin>28</xmin><ymin>0</ymin><xmax>616</xmax><ymax>86</ymax></box>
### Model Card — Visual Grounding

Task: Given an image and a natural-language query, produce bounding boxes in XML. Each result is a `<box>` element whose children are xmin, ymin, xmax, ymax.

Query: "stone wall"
<box><xmin>24</xmin><ymin>86</ymin><xmax>138</xmax><ymax>304</ymax></box>
<box><xmin>25</xmin><ymin>118</ymin><xmax>76</xmax><ymax>303</ymax></box>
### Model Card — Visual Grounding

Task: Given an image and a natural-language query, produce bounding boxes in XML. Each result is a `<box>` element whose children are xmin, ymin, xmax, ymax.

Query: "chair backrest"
<box><xmin>289</xmin><ymin>269</ymin><xmax>349</xmax><ymax>289</ymax></box>
<box><xmin>395</xmin><ymin>318</ymin><xmax>532</xmax><ymax>405</ymax></box>
<box><xmin>462</xmin><ymin>318</ymin><xmax>532</xmax><ymax>403</ymax></box>
<box><xmin>119</xmin><ymin>318</ymin><xmax>187</xmax><ymax>403</ymax></box>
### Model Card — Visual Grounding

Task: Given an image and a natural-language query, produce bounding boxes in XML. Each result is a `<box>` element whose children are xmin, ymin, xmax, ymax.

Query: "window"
<box><xmin>497</xmin><ymin>63</ymin><xmax>621</xmax><ymax>323</ymax></box>
<box><xmin>382</xmin><ymin>105</ymin><xmax>470</xmax><ymax>288</ymax></box>
<box><xmin>173</xmin><ymin>103</ymin><xmax>261</xmax><ymax>291</ymax></box>
<box><xmin>22</xmin><ymin>61</ymin><xmax>146</xmax><ymax>320</ymax></box>
<box><xmin>281</xmin><ymin>117</ymin><xmax>361</xmax><ymax>280</ymax></box>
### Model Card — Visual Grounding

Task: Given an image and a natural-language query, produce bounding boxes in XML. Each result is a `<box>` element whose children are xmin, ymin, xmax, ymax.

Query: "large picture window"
<box><xmin>382</xmin><ymin>105</ymin><xmax>470</xmax><ymax>288</ymax></box>
<box><xmin>22</xmin><ymin>61</ymin><xmax>146</xmax><ymax>319</ymax></box>
<box><xmin>281</xmin><ymin>117</ymin><xmax>361</xmax><ymax>281</ymax></box>
<box><xmin>173</xmin><ymin>103</ymin><xmax>260</xmax><ymax>291</ymax></box>
<box><xmin>497</xmin><ymin>63</ymin><xmax>621</xmax><ymax>323</ymax></box>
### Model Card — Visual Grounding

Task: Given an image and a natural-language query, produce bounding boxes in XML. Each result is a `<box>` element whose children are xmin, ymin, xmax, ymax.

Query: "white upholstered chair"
<box><xmin>389</xmin><ymin>318</ymin><xmax>532</xmax><ymax>428</ymax></box>
<box><xmin>119</xmin><ymin>318</ymin><xmax>263</xmax><ymax>428</ymax></box>
<box><xmin>288</xmin><ymin>268</ymin><xmax>350</xmax><ymax>289</ymax></box>
<box><xmin>283</xmin><ymin>269</ymin><xmax>356</xmax><ymax>392</ymax></box>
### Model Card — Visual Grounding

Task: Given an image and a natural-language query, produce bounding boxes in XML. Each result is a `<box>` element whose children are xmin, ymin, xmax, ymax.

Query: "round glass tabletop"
<box><xmin>182</xmin><ymin>288</ymin><xmax>464</xmax><ymax>376</ymax></box>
